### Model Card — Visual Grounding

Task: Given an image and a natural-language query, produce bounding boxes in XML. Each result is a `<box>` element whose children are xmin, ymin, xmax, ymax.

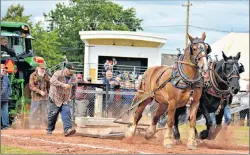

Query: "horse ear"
<box><xmin>235</xmin><ymin>52</ymin><xmax>241</xmax><ymax>60</ymax></box>
<box><xmin>222</xmin><ymin>51</ymin><xmax>228</xmax><ymax>61</ymax></box>
<box><xmin>201</xmin><ymin>32</ymin><xmax>206</xmax><ymax>41</ymax></box>
<box><xmin>188</xmin><ymin>33</ymin><xmax>194</xmax><ymax>42</ymax></box>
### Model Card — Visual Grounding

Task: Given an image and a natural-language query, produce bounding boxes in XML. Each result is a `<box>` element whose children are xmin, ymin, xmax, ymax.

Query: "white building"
<box><xmin>210</xmin><ymin>32</ymin><xmax>249</xmax><ymax>90</ymax></box>
<box><xmin>79</xmin><ymin>31</ymin><xmax>167</xmax><ymax>81</ymax></box>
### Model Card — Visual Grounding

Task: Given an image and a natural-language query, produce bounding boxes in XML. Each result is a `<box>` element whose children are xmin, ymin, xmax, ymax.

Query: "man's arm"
<box><xmin>29</xmin><ymin>73</ymin><xmax>42</xmax><ymax>94</ymax></box>
<box><xmin>50</xmin><ymin>70</ymin><xmax>65</xmax><ymax>87</ymax></box>
<box><xmin>1</xmin><ymin>45</ymin><xmax>16</xmax><ymax>57</ymax></box>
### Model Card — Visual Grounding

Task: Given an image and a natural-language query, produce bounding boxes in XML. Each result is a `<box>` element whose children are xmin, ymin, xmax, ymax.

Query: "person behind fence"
<box><xmin>1</xmin><ymin>64</ymin><xmax>11</xmax><ymax>130</ymax></box>
<box><xmin>102</xmin><ymin>70</ymin><xmax>118</xmax><ymax>115</ymax></box>
<box><xmin>239</xmin><ymin>82</ymin><xmax>249</xmax><ymax>126</ymax></box>
<box><xmin>47</xmin><ymin>63</ymin><xmax>77</xmax><ymax>137</ymax></box>
<box><xmin>75</xmin><ymin>74</ymin><xmax>89</xmax><ymax>117</ymax></box>
<box><xmin>29</xmin><ymin>63</ymin><xmax>50</xmax><ymax>129</ymax></box>
<box><xmin>121</xmin><ymin>81</ymin><xmax>135</xmax><ymax>108</ymax></box>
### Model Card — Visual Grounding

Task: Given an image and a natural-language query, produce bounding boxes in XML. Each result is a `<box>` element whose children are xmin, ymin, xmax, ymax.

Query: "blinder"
<box><xmin>239</xmin><ymin>63</ymin><xmax>245</xmax><ymax>73</ymax></box>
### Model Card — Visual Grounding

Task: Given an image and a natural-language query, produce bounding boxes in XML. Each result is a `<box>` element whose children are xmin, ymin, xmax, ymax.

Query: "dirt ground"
<box><xmin>1</xmin><ymin>126</ymin><xmax>249</xmax><ymax>154</ymax></box>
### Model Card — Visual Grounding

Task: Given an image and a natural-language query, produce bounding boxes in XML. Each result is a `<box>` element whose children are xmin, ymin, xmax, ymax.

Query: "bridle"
<box><xmin>189</xmin><ymin>38</ymin><xmax>210</xmax><ymax>67</ymax></box>
<box><xmin>222</xmin><ymin>59</ymin><xmax>241</xmax><ymax>83</ymax></box>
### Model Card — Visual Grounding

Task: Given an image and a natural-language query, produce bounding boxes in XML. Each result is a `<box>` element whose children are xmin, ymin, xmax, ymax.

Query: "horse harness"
<box><xmin>205</xmin><ymin>60</ymin><xmax>240</xmax><ymax>114</ymax></box>
<box><xmin>138</xmin><ymin>39</ymin><xmax>209</xmax><ymax>105</ymax></box>
<box><xmin>152</xmin><ymin>54</ymin><xmax>204</xmax><ymax>105</ymax></box>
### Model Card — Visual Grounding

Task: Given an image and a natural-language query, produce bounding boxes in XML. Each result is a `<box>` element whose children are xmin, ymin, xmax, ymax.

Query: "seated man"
<box><xmin>1</xmin><ymin>37</ymin><xmax>16</xmax><ymax>57</ymax></box>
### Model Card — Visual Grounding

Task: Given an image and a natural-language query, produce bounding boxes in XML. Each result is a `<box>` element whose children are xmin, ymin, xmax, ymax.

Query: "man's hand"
<box><xmin>63</xmin><ymin>84</ymin><xmax>71</xmax><ymax>89</ymax></box>
<box><xmin>40</xmin><ymin>91</ymin><xmax>46</xmax><ymax>96</ymax></box>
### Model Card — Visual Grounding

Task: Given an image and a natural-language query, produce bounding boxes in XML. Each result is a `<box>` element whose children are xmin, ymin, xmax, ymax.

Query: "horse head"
<box><xmin>218</xmin><ymin>51</ymin><xmax>244</xmax><ymax>94</ymax></box>
<box><xmin>187</xmin><ymin>32</ymin><xmax>211</xmax><ymax>73</ymax></box>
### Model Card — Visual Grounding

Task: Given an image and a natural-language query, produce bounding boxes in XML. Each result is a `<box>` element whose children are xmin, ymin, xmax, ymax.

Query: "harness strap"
<box><xmin>209</xmin><ymin>62</ymin><xmax>230</xmax><ymax>95</ymax></box>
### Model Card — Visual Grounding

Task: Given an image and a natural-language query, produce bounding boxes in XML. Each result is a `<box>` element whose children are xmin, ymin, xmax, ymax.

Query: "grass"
<box><xmin>1</xmin><ymin>145</ymin><xmax>47</xmax><ymax>154</ymax></box>
<box><xmin>178</xmin><ymin>124</ymin><xmax>249</xmax><ymax>145</ymax></box>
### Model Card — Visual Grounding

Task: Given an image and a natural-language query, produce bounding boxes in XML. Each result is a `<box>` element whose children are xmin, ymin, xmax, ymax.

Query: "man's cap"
<box><xmin>65</xmin><ymin>63</ymin><xmax>75</xmax><ymax>70</ymax></box>
<box><xmin>38</xmin><ymin>63</ymin><xmax>47</xmax><ymax>69</ymax></box>
<box><xmin>1</xmin><ymin>64</ymin><xmax>7</xmax><ymax>69</ymax></box>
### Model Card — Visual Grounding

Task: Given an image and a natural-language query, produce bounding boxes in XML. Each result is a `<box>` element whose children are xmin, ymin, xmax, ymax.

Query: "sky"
<box><xmin>1</xmin><ymin>0</ymin><xmax>249</xmax><ymax>54</ymax></box>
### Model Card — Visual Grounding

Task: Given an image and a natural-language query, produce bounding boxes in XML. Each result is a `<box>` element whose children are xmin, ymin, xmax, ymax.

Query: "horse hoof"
<box><xmin>174</xmin><ymin>139</ymin><xmax>182</xmax><ymax>145</ymax></box>
<box><xmin>164</xmin><ymin>144</ymin><xmax>173</xmax><ymax>149</ymax></box>
<box><xmin>145</xmin><ymin>132</ymin><xmax>154</xmax><ymax>140</ymax></box>
<box><xmin>187</xmin><ymin>145</ymin><xmax>196</xmax><ymax>150</ymax></box>
<box><xmin>199</xmin><ymin>130</ymin><xmax>208</xmax><ymax>139</ymax></box>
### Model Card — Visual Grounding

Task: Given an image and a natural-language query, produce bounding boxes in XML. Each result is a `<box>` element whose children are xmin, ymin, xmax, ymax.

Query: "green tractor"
<box><xmin>1</xmin><ymin>21</ymin><xmax>44</xmax><ymax>127</ymax></box>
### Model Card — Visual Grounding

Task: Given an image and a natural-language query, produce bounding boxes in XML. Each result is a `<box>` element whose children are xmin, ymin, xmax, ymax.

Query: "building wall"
<box><xmin>161</xmin><ymin>54</ymin><xmax>178</xmax><ymax>66</ymax></box>
<box><xmin>84</xmin><ymin>45</ymin><xmax>161</xmax><ymax>80</ymax></box>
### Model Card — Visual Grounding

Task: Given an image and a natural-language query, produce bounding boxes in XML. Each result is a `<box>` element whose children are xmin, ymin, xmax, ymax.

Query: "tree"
<box><xmin>1</xmin><ymin>4</ymin><xmax>32</xmax><ymax>27</ymax></box>
<box><xmin>44</xmin><ymin>0</ymin><xmax>143</xmax><ymax>62</ymax></box>
<box><xmin>31</xmin><ymin>21</ymin><xmax>64</xmax><ymax>67</ymax></box>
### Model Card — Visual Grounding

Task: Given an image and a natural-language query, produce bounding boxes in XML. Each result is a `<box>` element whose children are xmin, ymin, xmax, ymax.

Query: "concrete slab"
<box><xmin>75</xmin><ymin>117</ymin><xmax>122</xmax><ymax>127</ymax></box>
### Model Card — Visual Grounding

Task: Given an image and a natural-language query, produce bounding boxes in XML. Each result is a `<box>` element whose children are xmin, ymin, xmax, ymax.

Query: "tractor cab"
<box><xmin>0</xmin><ymin>21</ymin><xmax>43</xmax><ymax>126</ymax></box>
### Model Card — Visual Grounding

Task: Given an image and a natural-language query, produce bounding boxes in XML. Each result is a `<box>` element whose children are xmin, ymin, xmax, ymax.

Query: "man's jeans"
<box><xmin>47</xmin><ymin>97</ymin><xmax>72</xmax><ymax>133</ymax></box>
<box><xmin>29</xmin><ymin>100</ymin><xmax>48</xmax><ymax>128</ymax></box>
<box><xmin>210</xmin><ymin>113</ymin><xmax>216</xmax><ymax>126</ymax></box>
<box><xmin>224</xmin><ymin>104</ymin><xmax>231</xmax><ymax>125</ymax></box>
<box><xmin>1</xmin><ymin>102</ymin><xmax>9</xmax><ymax>129</ymax></box>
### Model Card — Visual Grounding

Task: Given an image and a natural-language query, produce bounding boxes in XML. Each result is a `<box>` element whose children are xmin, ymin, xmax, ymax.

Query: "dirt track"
<box><xmin>1</xmin><ymin>128</ymin><xmax>249</xmax><ymax>154</ymax></box>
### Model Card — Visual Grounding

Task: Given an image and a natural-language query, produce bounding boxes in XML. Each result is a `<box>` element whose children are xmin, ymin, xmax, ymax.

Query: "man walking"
<box><xmin>29</xmin><ymin>63</ymin><xmax>50</xmax><ymax>129</ymax></box>
<box><xmin>1</xmin><ymin>64</ymin><xmax>11</xmax><ymax>130</ymax></box>
<box><xmin>47</xmin><ymin>63</ymin><xmax>77</xmax><ymax>136</ymax></box>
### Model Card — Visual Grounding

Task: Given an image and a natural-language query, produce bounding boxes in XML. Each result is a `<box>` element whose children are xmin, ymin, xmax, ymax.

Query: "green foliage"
<box><xmin>31</xmin><ymin>22</ymin><xmax>64</xmax><ymax>68</ymax></box>
<box><xmin>1</xmin><ymin>4</ymin><xmax>32</xmax><ymax>27</ymax></box>
<box><xmin>44</xmin><ymin>0</ymin><xmax>143</xmax><ymax>62</ymax></box>
<box><xmin>2</xmin><ymin>4</ymin><xmax>64</xmax><ymax>68</ymax></box>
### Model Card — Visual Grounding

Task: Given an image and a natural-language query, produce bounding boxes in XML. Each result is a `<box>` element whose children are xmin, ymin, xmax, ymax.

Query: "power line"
<box><xmin>142</xmin><ymin>25</ymin><xmax>249</xmax><ymax>33</ymax></box>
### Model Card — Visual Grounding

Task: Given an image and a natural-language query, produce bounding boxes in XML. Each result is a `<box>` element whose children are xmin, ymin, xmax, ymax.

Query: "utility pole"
<box><xmin>182</xmin><ymin>0</ymin><xmax>192</xmax><ymax>48</ymax></box>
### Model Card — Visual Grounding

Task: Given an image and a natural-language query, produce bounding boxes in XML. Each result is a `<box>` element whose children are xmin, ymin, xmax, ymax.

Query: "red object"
<box><xmin>33</xmin><ymin>57</ymin><xmax>45</xmax><ymax>64</ymax></box>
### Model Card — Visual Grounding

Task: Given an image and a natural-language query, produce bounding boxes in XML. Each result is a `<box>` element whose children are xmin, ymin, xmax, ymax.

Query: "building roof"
<box><xmin>79</xmin><ymin>31</ymin><xmax>168</xmax><ymax>43</ymax></box>
<box><xmin>210</xmin><ymin>32</ymin><xmax>249</xmax><ymax>90</ymax></box>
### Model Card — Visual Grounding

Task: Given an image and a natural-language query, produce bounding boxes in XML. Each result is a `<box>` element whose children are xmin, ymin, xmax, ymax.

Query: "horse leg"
<box><xmin>199</xmin><ymin>102</ymin><xmax>213</xmax><ymax>139</ymax></box>
<box><xmin>163</xmin><ymin>101</ymin><xmax>176</xmax><ymax>148</ymax></box>
<box><xmin>173</xmin><ymin>107</ymin><xmax>186</xmax><ymax>144</ymax></box>
<box><xmin>187</xmin><ymin>101</ymin><xmax>200</xmax><ymax>150</ymax></box>
<box><xmin>125</xmin><ymin>97</ymin><xmax>152</xmax><ymax>138</ymax></box>
<box><xmin>210</xmin><ymin>108</ymin><xmax>224</xmax><ymax>140</ymax></box>
<box><xmin>145</xmin><ymin>102</ymin><xmax>167</xmax><ymax>140</ymax></box>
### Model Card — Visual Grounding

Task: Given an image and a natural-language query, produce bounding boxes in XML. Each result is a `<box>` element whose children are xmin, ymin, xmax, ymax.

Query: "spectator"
<box><xmin>239</xmin><ymin>83</ymin><xmax>249</xmax><ymax>126</ymax></box>
<box><xmin>121</xmin><ymin>81</ymin><xmax>135</xmax><ymax>105</ymax></box>
<box><xmin>75</xmin><ymin>74</ymin><xmax>89</xmax><ymax>117</ymax></box>
<box><xmin>1</xmin><ymin>64</ymin><xmax>11</xmax><ymax>130</ymax></box>
<box><xmin>47</xmin><ymin>63</ymin><xmax>77</xmax><ymax>137</ymax></box>
<box><xmin>29</xmin><ymin>63</ymin><xmax>50</xmax><ymax>129</ymax></box>
<box><xmin>104</xmin><ymin>60</ymin><xmax>110</xmax><ymax>71</ymax></box>
<box><xmin>1</xmin><ymin>37</ymin><xmax>16</xmax><ymax>57</ymax></box>
<box><xmin>102</xmin><ymin>70</ymin><xmax>118</xmax><ymax>116</ymax></box>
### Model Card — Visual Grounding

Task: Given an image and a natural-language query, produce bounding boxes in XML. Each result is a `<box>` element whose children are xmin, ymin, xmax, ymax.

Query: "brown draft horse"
<box><xmin>125</xmin><ymin>32</ymin><xmax>210</xmax><ymax>150</ymax></box>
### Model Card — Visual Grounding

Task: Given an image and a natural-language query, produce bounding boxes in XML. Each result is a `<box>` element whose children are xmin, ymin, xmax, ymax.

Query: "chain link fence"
<box><xmin>70</xmin><ymin>83</ymin><xmax>249</xmax><ymax>127</ymax></box>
